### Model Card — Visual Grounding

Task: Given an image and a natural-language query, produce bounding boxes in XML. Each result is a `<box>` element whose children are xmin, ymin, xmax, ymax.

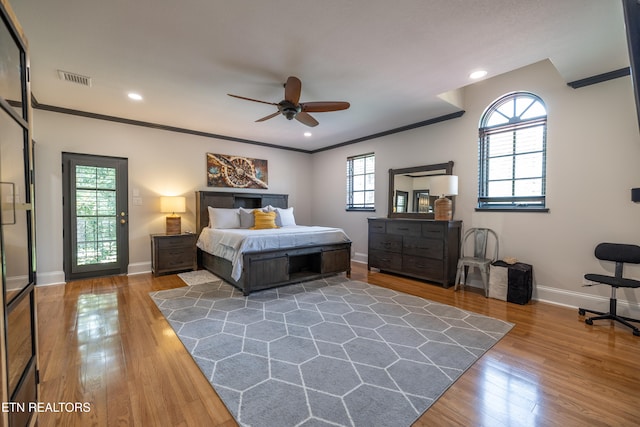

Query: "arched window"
<box><xmin>478</xmin><ymin>92</ymin><xmax>548</xmax><ymax>211</ymax></box>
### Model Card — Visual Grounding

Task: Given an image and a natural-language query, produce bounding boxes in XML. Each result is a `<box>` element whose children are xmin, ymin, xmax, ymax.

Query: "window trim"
<box><xmin>477</xmin><ymin>92</ymin><xmax>549</xmax><ymax>213</ymax></box>
<box><xmin>346</xmin><ymin>152</ymin><xmax>375</xmax><ymax>212</ymax></box>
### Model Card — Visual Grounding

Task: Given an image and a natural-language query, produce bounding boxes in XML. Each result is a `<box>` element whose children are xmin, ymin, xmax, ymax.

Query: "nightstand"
<box><xmin>151</xmin><ymin>233</ymin><xmax>197</xmax><ymax>277</ymax></box>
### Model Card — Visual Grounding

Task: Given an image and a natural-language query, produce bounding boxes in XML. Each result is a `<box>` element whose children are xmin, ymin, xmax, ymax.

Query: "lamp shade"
<box><xmin>160</xmin><ymin>196</ymin><xmax>186</xmax><ymax>214</ymax></box>
<box><xmin>430</xmin><ymin>175</ymin><xmax>458</xmax><ymax>197</ymax></box>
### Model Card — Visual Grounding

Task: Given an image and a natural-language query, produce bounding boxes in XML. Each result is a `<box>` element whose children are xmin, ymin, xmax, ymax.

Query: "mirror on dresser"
<box><xmin>388</xmin><ymin>161</ymin><xmax>454</xmax><ymax>219</ymax></box>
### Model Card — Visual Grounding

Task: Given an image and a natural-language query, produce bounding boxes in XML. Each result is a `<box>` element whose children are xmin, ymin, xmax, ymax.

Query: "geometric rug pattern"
<box><xmin>151</xmin><ymin>273</ymin><xmax>513</xmax><ymax>427</ymax></box>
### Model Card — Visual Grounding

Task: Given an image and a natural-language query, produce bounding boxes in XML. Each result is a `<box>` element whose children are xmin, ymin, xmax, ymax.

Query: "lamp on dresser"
<box><xmin>160</xmin><ymin>196</ymin><xmax>186</xmax><ymax>234</ymax></box>
<box><xmin>430</xmin><ymin>175</ymin><xmax>458</xmax><ymax>221</ymax></box>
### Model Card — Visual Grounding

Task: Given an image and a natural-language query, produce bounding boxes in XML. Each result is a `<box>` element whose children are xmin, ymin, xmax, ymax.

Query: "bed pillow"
<box><xmin>239</xmin><ymin>207</ymin><xmax>255</xmax><ymax>228</ymax></box>
<box><xmin>275</xmin><ymin>207</ymin><xmax>296</xmax><ymax>227</ymax></box>
<box><xmin>250</xmin><ymin>210</ymin><xmax>278</xmax><ymax>229</ymax></box>
<box><xmin>208</xmin><ymin>207</ymin><xmax>241</xmax><ymax>229</ymax></box>
<box><xmin>239</xmin><ymin>207</ymin><xmax>273</xmax><ymax>228</ymax></box>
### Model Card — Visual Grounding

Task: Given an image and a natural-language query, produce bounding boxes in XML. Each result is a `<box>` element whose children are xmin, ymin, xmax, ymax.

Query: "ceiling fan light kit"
<box><xmin>228</xmin><ymin>76</ymin><xmax>350</xmax><ymax>127</ymax></box>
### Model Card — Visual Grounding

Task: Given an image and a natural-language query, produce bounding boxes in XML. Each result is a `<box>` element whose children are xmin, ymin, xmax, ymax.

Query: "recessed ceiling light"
<box><xmin>469</xmin><ymin>70</ymin><xmax>488</xmax><ymax>79</ymax></box>
<box><xmin>304</xmin><ymin>132</ymin><xmax>312</xmax><ymax>137</ymax></box>
<box><xmin>128</xmin><ymin>92</ymin><xmax>143</xmax><ymax>101</ymax></box>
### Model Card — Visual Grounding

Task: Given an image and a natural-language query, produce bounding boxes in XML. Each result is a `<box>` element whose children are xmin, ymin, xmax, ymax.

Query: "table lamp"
<box><xmin>430</xmin><ymin>175</ymin><xmax>458</xmax><ymax>221</ymax></box>
<box><xmin>160</xmin><ymin>196</ymin><xmax>186</xmax><ymax>234</ymax></box>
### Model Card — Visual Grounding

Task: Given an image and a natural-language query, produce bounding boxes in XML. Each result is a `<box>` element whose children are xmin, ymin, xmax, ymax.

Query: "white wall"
<box><xmin>32</xmin><ymin>111</ymin><xmax>313</xmax><ymax>284</ymax></box>
<box><xmin>310</xmin><ymin>60</ymin><xmax>640</xmax><ymax>316</ymax></box>
<box><xmin>32</xmin><ymin>59</ymin><xmax>640</xmax><ymax>317</ymax></box>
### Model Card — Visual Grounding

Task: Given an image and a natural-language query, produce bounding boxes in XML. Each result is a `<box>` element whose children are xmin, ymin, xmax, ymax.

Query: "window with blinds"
<box><xmin>346</xmin><ymin>153</ymin><xmax>375</xmax><ymax>211</ymax></box>
<box><xmin>478</xmin><ymin>92</ymin><xmax>548</xmax><ymax>211</ymax></box>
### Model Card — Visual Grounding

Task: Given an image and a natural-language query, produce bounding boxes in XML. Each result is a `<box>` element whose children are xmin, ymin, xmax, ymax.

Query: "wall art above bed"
<box><xmin>206</xmin><ymin>153</ymin><xmax>268</xmax><ymax>189</ymax></box>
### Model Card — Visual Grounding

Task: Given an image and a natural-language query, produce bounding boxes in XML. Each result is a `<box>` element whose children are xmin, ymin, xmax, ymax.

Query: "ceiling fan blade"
<box><xmin>228</xmin><ymin>93</ymin><xmax>277</xmax><ymax>106</ymax></box>
<box><xmin>255</xmin><ymin>111</ymin><xmax>281</xmax><ymax>122</ymax></box>
<box><xmin>295</xmin><ymin>111</ymin><xmax>319</xmax><ymax>127</ymax></box>
<box><xmin>301</xmin><ymin>101</ymin><xmax>350</xmax><ymax>112</ymax></box>
<box><xmin>284</xmin><ymin>76</ymin><xmax>302</xmax><ymax>104</ymax></box>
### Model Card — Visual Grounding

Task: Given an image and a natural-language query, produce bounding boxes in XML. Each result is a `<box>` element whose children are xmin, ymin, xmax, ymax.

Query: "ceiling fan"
<box><xmin>227</xmin><ymin>76</ymin><xmax>350</xmax><ymax>127</ymax></box>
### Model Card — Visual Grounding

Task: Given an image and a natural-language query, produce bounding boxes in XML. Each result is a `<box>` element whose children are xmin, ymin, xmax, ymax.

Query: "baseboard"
<box><xmin>127</xmin><ymin>262</ymin><xmax>151</xmax><ymax>276</ymax></box>
<box><xmin>36</xmin><ymin>271</ymin><xmax>66</xmax><ymax>286</ymax></box>
<box><xmin>6</xmin><ymin>275</ymin><xmax>29</xmax><ymax>291</ymax></box>
<box><xmin>536</xmin><ymin>285</ymin><xmax>640</xmax><ymax>318</ymax></box>
<box><xmin>353</xmin><ymin>252</ymin><xmax>368</xmax><ymax>264</ymax></box>
<box><xmin>34</xmin><ymin>263</ymin><xmax>151</xmax><ymax>287</ymax></box>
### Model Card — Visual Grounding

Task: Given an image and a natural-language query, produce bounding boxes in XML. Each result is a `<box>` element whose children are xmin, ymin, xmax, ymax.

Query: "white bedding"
<box><xmin>197</xmin><ymin>225</ymin><xmax>351</xmax><ymax>281</ymax></box>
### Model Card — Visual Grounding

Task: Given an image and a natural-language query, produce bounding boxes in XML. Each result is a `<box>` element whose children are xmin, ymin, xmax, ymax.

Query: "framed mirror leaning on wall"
<box><xmin>388</xmin><ymin>161</ymin><xmax>454</xmax><ymax>219</ymax></box>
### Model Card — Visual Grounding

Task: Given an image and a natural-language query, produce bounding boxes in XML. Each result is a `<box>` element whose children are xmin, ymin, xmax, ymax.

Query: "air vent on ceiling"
<box><xmin>57</xmin><ymin>70</ymin><xmax>92</xmax><ymax>87</ymax></box>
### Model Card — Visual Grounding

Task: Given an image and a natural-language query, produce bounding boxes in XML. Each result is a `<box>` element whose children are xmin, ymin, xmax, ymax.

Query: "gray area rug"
<box><xmin>150</xmin><ymin>274</ymin><xmax>513</xmax><ymax>427</ymax></box>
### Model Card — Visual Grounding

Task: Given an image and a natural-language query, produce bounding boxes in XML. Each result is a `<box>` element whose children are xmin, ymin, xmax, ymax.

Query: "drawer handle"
<box><xmin>397</xmin><ymin>227</ymin><xmax>409</xmax><ymax>231</ymax></box>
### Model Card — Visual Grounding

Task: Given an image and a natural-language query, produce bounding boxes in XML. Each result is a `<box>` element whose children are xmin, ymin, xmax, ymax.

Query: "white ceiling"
<box><xmin>11</xmin><ymin>0</ymin><xmax>630</xmax><ymax>152</ymax></box>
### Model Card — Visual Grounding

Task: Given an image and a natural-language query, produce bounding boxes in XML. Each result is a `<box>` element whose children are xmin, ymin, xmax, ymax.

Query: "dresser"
<box><xmin>151</xmin><ymin>233</ymin><xmax>198</xmax><ymax>277</ymax></box>
<box><xmin>368</xmin><ymin>218</ymin><xmax>462</xmax><ymax>287</ymax></box>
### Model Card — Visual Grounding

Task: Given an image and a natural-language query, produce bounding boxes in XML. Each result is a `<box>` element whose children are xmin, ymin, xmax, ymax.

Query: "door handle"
<box><xmin>120</xmin><ymin>211</ymin><xmax>127</xmax><ymax>224</ymax></box>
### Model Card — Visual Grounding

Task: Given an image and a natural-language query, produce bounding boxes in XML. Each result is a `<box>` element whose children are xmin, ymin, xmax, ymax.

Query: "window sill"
<box><xmin>475</xmin><ymin>207</ymin><xmax>549</xmax><ymax>213</ymax></box>
<box><xmin>346</xmin><ymin>208</ymin><xmax>376</xmax><ymax>212</ymax></box>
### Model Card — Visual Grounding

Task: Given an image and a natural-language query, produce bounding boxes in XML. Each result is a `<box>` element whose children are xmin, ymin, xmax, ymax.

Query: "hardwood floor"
<box><xmin>35</xmin><ymin>263</ymin><xmax>640</xmax><ymax>426</ymax></box>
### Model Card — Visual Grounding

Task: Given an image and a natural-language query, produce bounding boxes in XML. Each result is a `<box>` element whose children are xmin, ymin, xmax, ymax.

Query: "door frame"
<box><xmin>62</xmin><ymin>152</ymin><xmax>129</xmax><ymax>281</ymax></box>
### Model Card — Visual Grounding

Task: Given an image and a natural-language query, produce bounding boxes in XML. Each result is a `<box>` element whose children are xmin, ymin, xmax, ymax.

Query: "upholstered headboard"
<box><xmin>195</xmin><ymin>191</ymin><xmax>288</xmax><ymax>235</ymax></box>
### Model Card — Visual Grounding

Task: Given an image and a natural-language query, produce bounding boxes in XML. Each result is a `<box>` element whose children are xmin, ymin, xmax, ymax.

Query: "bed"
<box><xmin>195</xmin><ymin>191</ymin><xmax>352</xmax><ymax>295</ymax></box>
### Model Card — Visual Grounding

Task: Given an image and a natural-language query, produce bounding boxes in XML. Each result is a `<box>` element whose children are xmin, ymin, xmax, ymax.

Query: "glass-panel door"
<box><xmin>0</xmin><ymin>2</ymin><xmax>38</xmax><ymax>425</ymax></box>
<box><xmin>62</xmin><ymin>153</ymin><xmax>129</xmax><ymax>280</ymax></box>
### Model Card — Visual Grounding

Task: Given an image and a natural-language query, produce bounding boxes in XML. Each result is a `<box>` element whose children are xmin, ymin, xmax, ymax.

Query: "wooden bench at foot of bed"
<box><xmin>200</xmin><ymin>241</ymin><xmax>352</xmax><ymax>295</ymax></box>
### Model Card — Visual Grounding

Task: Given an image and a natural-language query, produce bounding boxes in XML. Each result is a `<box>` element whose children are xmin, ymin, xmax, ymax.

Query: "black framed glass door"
<box><xmin>0</xmin><ymin>1</ymin><xmax>39</xmax><ymax>425</ymax></box>
<box><xmin>62</xmin><ymin>153</ymin><xmax>129</xmax><ymax>281</ymax></box>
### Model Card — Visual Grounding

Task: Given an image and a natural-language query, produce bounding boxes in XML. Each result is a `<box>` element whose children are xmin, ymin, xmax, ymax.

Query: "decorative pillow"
<box><xmin>275</xmin><ymin>207</ymin><xmax>296</xmax><ymax>227</ymax></box>
<box><xmin>239</xmin><ymin>208</ymin><xmax>255</xmax><ymax>228</ymax></box>
<box><xmin>208</xmin><ymin>207</ymin><xmax>240</xmax><ymax>229</ymax></box>
<box><xmin>239</xmin><ymin>207</ymin><xmax>273</xmax><ymax>228</ymax></box>
<box><xmin>250</xmin><ymin>210</ymin><xmax>278</xmax><ymax>230</ymax></box>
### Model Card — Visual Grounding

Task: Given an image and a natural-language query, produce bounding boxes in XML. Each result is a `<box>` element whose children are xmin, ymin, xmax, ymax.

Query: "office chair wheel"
<box><xmin>634</xmin><ymin>330</ymin><xmax>640</xmax><ymax>337</ymax></box>
<box><xmin>578</xmin><ymin>308</ymin><xmax>585</xmax><ymax>315</ymax></box>
<box><xmin>585</xmin><ymin>318</ymin><xmax>593</xmax><ymax>325</ymax></box>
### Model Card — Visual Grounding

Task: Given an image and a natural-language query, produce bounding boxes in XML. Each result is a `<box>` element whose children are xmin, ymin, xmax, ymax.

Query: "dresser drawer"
<box><xmin>158</xmin><ymin>250</ymin><xmax>194</xmax><ymax>269</ymax></box>
<box><xmin>368</xmin><ymin>220</ymin><xmax>386</xmax><ymax>233</ymax></box>
<box><xmin>387</xmin><ymin>221</ymin><xmax>421</xmax><ymax>236</ymax></box>
<box><xmin>402</xmin><ymin>255</ymin><xmax>444</xmax><ymax>280</ymax></box>
<box><xmin>422</xmin><ymin>223</ymin><xmax>445</xmax><ymax>238</ymax></box>
<box><xmin>368</xmin><ymin>249</ymin><xmax>402</xmax><ymax>271</ymax></box>
<box><xmin>403</xmin><ymin>237</ymin><xmax>443</xmax><ymax>259</ymax></box>
<box><xmin>157</xmin><ymin>235</ymin><xmax>194</xmax><ymax>250</ymax></box>
<box><xmin>369</xmin><ymin>233</ymin><xmax>402</xmax><ymax>253</ymax></box>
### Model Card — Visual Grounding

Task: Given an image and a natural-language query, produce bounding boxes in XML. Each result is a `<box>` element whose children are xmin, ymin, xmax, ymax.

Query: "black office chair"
<box><xmin>578</xmin><ymin>243</ymin><xmax>640</xmax><ymax>336</ymax></box>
